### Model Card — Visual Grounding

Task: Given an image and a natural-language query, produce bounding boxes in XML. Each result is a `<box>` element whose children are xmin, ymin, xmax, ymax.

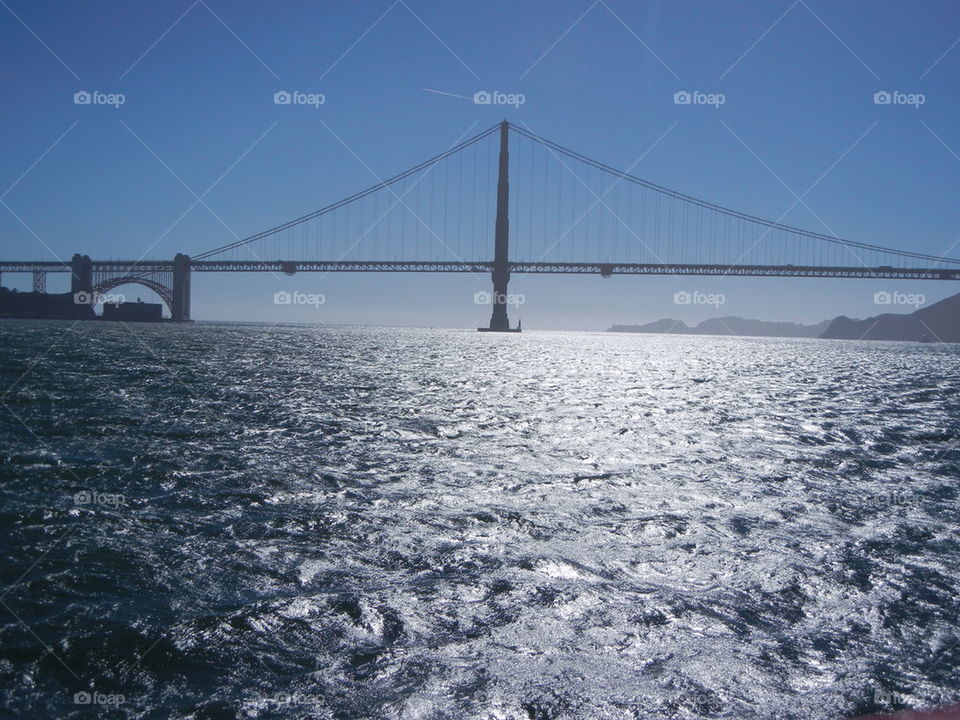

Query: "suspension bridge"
<box><xmin>2</xmin><ymin>121</ymin><xmax>958</xmax><ymax>329</ymax></box>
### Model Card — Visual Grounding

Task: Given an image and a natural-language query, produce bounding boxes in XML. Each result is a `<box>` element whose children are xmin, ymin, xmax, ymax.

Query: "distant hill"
<box><xmin>609</xmin><ymin>316</ymin><xmax>830</xmax><ymax>338</ymax></box>
<box><xmin>609</xmin><ymin>293</ymin><xmax>960</xmax><ymax>343</ymax></box>
<box><xmin>820</xmin><ymin>292</ymin><xmax>960</xmax><ymax>342</ymax></box>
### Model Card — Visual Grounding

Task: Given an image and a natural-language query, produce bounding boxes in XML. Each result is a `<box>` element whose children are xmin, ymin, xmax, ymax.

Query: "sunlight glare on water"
<box><xmin>1</xmin><ymin>321</ymin><xmax>959</xmax><ymax>719</ymax></box>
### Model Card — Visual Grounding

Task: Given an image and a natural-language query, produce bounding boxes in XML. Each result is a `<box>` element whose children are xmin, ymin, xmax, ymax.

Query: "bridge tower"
<box><xmin>70</xmin><ymin>254</ymin><xmax>92</xmax><ymax>297</ymax></box>
<box><xmin>486</xmin><ymin>120</ymin><xmax>513</xmax><ymax>331</ymax></box>
<box><xmin>172</xmin><ymin>253</ymin><xmax>191</xmax><ymax>322</ymax></box>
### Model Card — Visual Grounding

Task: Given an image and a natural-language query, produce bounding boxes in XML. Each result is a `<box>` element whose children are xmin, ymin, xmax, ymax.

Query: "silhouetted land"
<box><xmin>609</xmin><ymin>316</ymin><xmax>830</xmax><ymax>338</ymax></box>
<box><xmin>610</xmin><ymin>292</ymin><xmax>960</xmax><ymax>342</ymax></box>
<box><xmin>0</xmin><ymin>287</ymin><xmax>166</xmax><ymax>322</ymax></box>
<box><xmin>0</xmin><ymin>287</ymin><xmax>93</xmax><ymax>320</ymax></box>
<box><xmin>821</xmin><ymin>293</ymin><xmax>960</xmax><ymax>342</ymax></box>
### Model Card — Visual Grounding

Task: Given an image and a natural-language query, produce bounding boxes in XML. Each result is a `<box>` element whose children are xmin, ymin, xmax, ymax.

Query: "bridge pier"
<box><xmin>483</xmin><ymin>121</ymin><xmax>516</xmax><ymax>332</ymax></box>
<box><xmin>172</xmin><ymin>253</ymin><xmax>191</xmax><ymax>322</ymax></box>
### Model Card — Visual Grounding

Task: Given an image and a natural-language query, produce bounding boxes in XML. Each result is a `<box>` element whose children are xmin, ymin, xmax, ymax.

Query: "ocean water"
<box><xmin>1</xmin><ymin>320</ymin><xmax>959</xmax><ymax>719</ymax></box>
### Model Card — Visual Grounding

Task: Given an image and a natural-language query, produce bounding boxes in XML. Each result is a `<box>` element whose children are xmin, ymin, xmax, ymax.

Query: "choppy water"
<box><xmin>1</xmin><ymin>320</ymin><xmax>959</xmax><ymax>719</ymax></box>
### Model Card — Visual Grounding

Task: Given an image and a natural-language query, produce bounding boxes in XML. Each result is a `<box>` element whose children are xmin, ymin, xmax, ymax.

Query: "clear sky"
<box><xmin>2</xmin><ymin>0</ymin><xmax>960</xmax><ymax>329</ymax></box>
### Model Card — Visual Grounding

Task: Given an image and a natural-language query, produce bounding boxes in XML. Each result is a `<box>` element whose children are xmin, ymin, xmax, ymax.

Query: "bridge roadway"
<box><xmin>3</xmin><ymin>259</ymin><xmax>959</xmax><ymax>281</ymax></box>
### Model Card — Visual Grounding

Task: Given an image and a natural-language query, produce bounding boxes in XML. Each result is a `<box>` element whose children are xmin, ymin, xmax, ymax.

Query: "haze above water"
<box><xmin>1</xmin><ymin>322</ymin><xmax>959</xmax><ymax>719</ymax></box>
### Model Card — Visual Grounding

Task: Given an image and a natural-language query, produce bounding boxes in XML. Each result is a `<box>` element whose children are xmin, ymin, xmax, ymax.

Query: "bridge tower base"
<box><xmin>172</xmin><ymin>253</ymin><xmax>191</xmax><ymax>322</ymax></box>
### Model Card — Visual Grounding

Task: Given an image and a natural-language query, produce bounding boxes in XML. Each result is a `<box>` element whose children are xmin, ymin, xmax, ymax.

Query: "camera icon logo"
<box><xmin>473</xmin><ymin>291</ymin><xmax>492</xmax><ymax>304</ymax></box>
<box><xmin>74</xmin><ymin>491</ymin><xmax>92</xmax><ymax>505</ymax></box>
<box><xmin>73</xmin><ymin>291</ymin><xmax>94</xmax><ymax>305</ymax></box>
<box><xmin>273</xmin><ymin>290</ymin><xmax>292</xmax><ymax>305</ymax></box>
<box><xmin>873</xmin><ymin>290</ymin><xmax>892</xmax><ymax>304</ymax></box>
<box><xmin>873</xmin><ymin>91</ymin><xmax>892</xmax><ymax>105</ymax></box>
<box><xmin>73</xmin><ymin>91</ymin><xmax>91</xmax><ymax>105</ymax></box>
<box><xmin>473</xmin><ymin>91</ymin><xmax>492</xmax><ymax>105</ymax></box>
<box><xmin>274</xmin><ymin>91</ymin><xmax>292</xmax><ymax>105</ymax></box>
<box><xmin>74</xmin><ymin>692</ymin><xmax>92</xmax><ymax>704</ymax></box>
<box><xmin>673</xmin><ymin>290</ymin><xmax>692</xmax><ymax>304</ymax></box>
<box><xmin>673</xmin><ymin>90</ymin><xmax>692</xmax><ymax>105</ymax></box>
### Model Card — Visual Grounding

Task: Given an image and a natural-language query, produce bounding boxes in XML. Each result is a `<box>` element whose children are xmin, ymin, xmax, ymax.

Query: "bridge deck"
<box><xmin>3</xmin><ymin>260</ymin><xmax>957</xmax><ymax>281</ymax></box>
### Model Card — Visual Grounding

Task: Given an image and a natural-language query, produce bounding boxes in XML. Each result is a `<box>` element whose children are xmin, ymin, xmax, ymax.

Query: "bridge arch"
<box><xmin>93</xmin><ymin>276</ymin><xmax>174</xmax><ymax>316</ymax></box>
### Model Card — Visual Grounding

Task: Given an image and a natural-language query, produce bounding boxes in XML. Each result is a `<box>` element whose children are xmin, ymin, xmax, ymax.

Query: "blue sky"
<box><xmin>2</xmin><ymin>0</ymin><xmax>960</xmax><ymax>329</ymax></box>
